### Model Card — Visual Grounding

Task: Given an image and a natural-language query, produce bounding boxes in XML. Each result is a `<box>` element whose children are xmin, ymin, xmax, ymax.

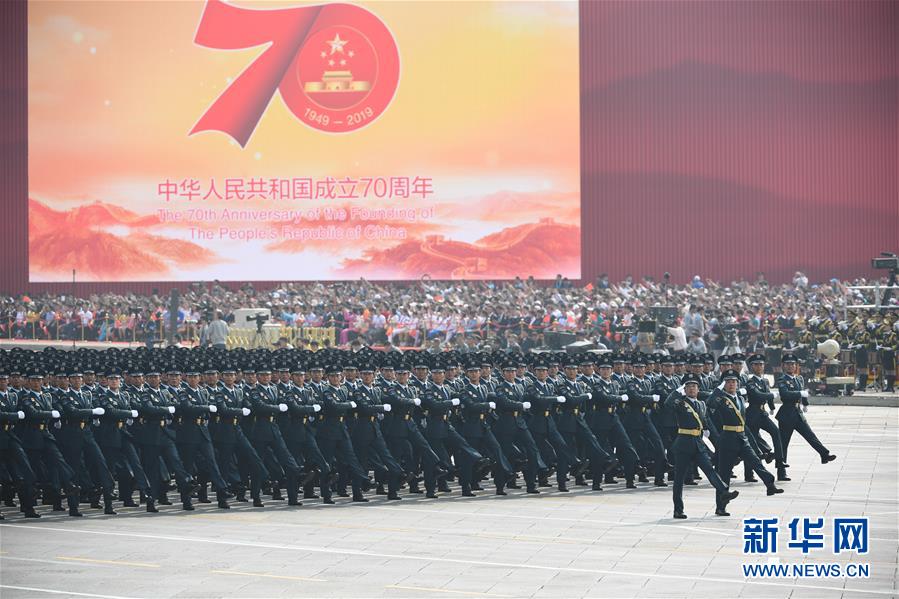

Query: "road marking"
<box><xmin>1</xmin><ymin>523</ymin><xmax>891</xmax><ymax>596</ymax></box>
<box><xmin>0</xmin><ymin>556</ymin><xmax>108</xmax><ymax>568</ymax></box>
<box><xmin>211</xmin><ymin>569</ymin><xmax>326</xmax><ymax>582</ymax></box>
<box><xmin>0</xmin><ymin>585</ymin><xmax>138</xmax><ymax>599</ymax></box>
<box><xmin>386</xmin><ymin>584</ymin><xmax>511</xmax><ymax>597</ymax></box>
<box><xmin>56</xmin><ymin>556</ymin><xmax>160</xmax><ymax>568</ymax></box>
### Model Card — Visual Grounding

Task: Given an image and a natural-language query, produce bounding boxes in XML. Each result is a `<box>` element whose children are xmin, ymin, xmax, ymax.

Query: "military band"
<box><xmin>0</xmin><ymin>344</ymin><xmax>841</xmax><ymax>521</ymax></box>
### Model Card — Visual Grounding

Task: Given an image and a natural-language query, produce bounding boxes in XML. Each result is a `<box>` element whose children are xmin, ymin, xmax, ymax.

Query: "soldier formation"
<box><xmin>0</xmin><ymin>345</ymin><xmax>840</xmax><ymax>520</ymax></box>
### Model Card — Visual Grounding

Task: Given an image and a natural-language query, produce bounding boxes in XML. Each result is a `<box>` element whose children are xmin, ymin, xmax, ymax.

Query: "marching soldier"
<box><xmin>278</xmin><ymin>363</ymin><xmax>331</xmax><ymax>503</ymax></box>
<box><xmin>55</xmin><ymin>368</ymin><xmax>117</xmax><ymax>514</ymax></box>
<box><xmin>419</xmin><ymin>356</ymin><xmax>484</xmax><ymax>496</ymax></box>
<box><xmin>524</xmin><ymin>357</ymin><xmax>579</xmax><ymax>492</ymax></box>
<box><xmin>457</xmin><ymin>356</ymin><xmax>512</xmax><ymax>495</ymax></box>
<box><xmin>744</xmin><ymin>354</ymin><xmax>789</xmax><ymax>481</ymax></box>
<box><xmin>590</xmin><ymin>355</ymin><xmax>639</xmax><ymax>487</ymax></box>
<box><xmin>493</xmin><ymin>357</ymin><xmax>544</xmax><ymax>494</ymax></box>
<box><xmin>176</xmin><ymin>366</ymin><xmax>231</xmax><ymax>509</ymax></box>
<box><xmin>93</xmin><ymin>368</ymin><xmax>147</xmax><ymax>510</ymax></box>
<box><xmin>664</xmin><ymin>374</ymin><xmax>738</xmax><ymax>519</ymax></box>
<box><xmin>351</xmin><ymin>360</ymin><xmax>404</xmax><ymax>500</ymax></box>
<box><xmin>246</xmin><ymin>365</ymin><xmax>302</xmax><ymax>506</ymax></box>
<box><xmin>1</xmin><ymin>370</ymin><xmax>39</xmax><ymax>518</ymax></box>
<box><xmin>556</xmin><ymin>356</ymin><xmax>616</xmax><ymax>491</ymax></box>
<box><xmin>317</xmin><ymin>362</ymin><xmax>371</xmax><ymax>502</ymax></box>
<box><xmin>624</xmin><ymin>356</ymin><xmax>668</xmax><ymax>487</ymax></box>
<box><xmin>138</xmin><ymin>368</ymin><xmax>197</xmax><ymax>509</ymax></box>
<box><xmin>19</xmin><ymin>369</ymin><xmax>83</xmax><ymax>516</ymax></box>
<box><xmin>776</xmin><ymin>354</ymin><xmax>837</xmax><ymax>465</ymax></box>
<box><xmin>708</xmin><ymin>369</ymin><xmax>784</xmax><ymax>499</ymax></box>
<box><xmin>212</xmin><ymin>363</ymin><xmax>270</xmax><ymax>507</ymax></box>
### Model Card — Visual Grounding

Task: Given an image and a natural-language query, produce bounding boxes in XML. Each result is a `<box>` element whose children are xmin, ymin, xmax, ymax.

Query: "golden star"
<box><xmin>327</xmin><ymin>33</ymin><xmax>348</xmax><ymax>55</ymax></box>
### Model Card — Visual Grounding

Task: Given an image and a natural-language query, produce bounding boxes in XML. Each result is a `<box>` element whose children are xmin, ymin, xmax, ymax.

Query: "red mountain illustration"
<box><xmin>28</xmin><ymin>198</ymin><xmax>221</xmax><ymax>281</ymax></box>
<box><xmin>339</xmin><ymin>220</ymin><xmax>580</xmax><ymax>279</ymax></box>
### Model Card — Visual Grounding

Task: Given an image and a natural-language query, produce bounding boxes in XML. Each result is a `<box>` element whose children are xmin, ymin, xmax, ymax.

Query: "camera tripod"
<box><xmin>250</xmin><ymin>323</ymin><xmax>269</xmax><ymax>348</ymax></box>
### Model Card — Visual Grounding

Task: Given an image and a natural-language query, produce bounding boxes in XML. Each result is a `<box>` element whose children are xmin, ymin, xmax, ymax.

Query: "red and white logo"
<box><xmin>190</xmin><ymin>1</ymin><xmax>400</xmax><ymax>145</ymax></box>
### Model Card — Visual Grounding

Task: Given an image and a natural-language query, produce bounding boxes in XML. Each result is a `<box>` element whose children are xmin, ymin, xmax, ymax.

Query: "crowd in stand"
<box><xmin>2</xmin><ymin>273</ymin><xmax>897</xmax><ymax>355</ymax></box>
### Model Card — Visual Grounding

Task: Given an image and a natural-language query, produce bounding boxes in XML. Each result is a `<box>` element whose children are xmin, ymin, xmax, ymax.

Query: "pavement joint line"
<box><xmin>55</xmin><ymin>556</ymin><xmax>160</xmax><ymax>568</ymax></box>
<box><xmin>255</xmin><ymin>519</ymin><xmax>614</xmax><ymax>547</ymax></box>
<box><xmin>1</xmin><ymin>523</ymin><xmax>891</xmax><ymax>596</ymax></box>
<box><xmin>210</xmin><ymin>568</ymin><xmax>327</xmax><ymax>582</ymax></box>
<box><xmin>366</xmin><ymin>505</ymin><xmax>734</xmax><ymax>536</ymax></box>
<box><xmin>0</xmin><ymin>584</ymin><xmax>139</xmax><ymax>599</ymax></box>
<box><xmin>385</xmin><ymin>584</ymin><xmax>513</xmax><ymax>597</ymax></box>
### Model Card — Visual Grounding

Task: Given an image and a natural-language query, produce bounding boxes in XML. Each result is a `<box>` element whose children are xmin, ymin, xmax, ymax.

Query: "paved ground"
<box><xmin>1</xmin><ymin>406</ymin><xmax>896</xmax><ymax>599</ymax></box>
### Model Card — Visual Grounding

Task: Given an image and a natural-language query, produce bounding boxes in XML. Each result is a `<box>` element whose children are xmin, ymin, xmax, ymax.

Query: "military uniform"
<box><xmin>664</xmin><ymin>374</ymin><xmax>735</xmax><ymax>518</ymax></box>
<box><xmin>212</xmin><ymin>373</ymin><xmax>269</xmax><ymax>506</ymax></box>
<box><xmin>176</xmin><ymin>377</ymin><xmax>231</xmax><ymax>508</ymax></box>
<box><xmin>18</xmin><ymin>375</ymin><xmax>82</xmax><ymax>516</ymax></box>
<box><xmin>776</xmin><ymin>355</ymin><xmax>836</xmax><ymax>465</ymax></box>
<box><xmin>246</xmin><ymin>372</ymin><xmax>302</xmax><ymax>505</ymax></box>
<box><xmin>55</xmin><ymin>374</ymin><xmax>116</xmax><ymax>513</ymax></box>
<box><xmin>493</xmin><ymin>361</ymin><xmax>544</xmax><ymax>493</ymax></box>
<box><xmin>0</xmin><ymin>380</ymin><xmax>38</xmax><ymax>517</ymax></box>
<box><xmin>556</xmin><ymin>359</ymin><xmax>614</xmax><ymax>490</ymax></box>
<box><xmin>589</xmin><ymin>357</ymin><xmax>639</xmax><ymax>486</ymax></box>
<box><xmin>707</xmin><ymin>372</ymin><xmax>780</xmax><ymax>497</ymax></box>
<box><xmin>317</xmin><ymin>374</ymin><xmax>370</xmax><ymax>502</ymax></box>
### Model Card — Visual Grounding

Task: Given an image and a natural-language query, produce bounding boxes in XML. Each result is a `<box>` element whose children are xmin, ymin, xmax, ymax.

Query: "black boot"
<box><xmin>146</xmin><ymin>499</ymin><xmax>158</xmax><ymax>513</ymax></box>
<box><xmin>103</xmin><ymin>495</ymin><xmax>117</xmax><ymax>515</ymax></box>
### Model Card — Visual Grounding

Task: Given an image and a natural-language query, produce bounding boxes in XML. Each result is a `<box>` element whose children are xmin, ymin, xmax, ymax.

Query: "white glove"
<box><xmin>772</xmin><ymin>389</ymin><xmax>780</xmax><ymax>399</ymax></box>
<box><xmin>130</xmin><ymin>409</ymin><xmax>139</xmax><ymax>417</ymax></box>
<box><xmin>652</xmin><ymin>394</ymin><xmax>660</xmax><ymax>402</ymax></box>
<box><xmin>312</xmin><ymin>404</ymin><xmax>322</xmax><ymax>413</ymax></box>
<box><xmin>167</xmin><ymin>406</ymin><xmax>176</xmax><ymax>414</ymax></box>
<box><xmin>451</xmin><ymin>398</ymin><xmax>460</xmax><ymax>406</ymax></box>
<box><xmin>350</xmin><ymin>401</ymin><xmax>357</xmax><ymax>408</ymax></box>
<box><xmin>620</xmin><ymin>394</ymin><xmax>629</xmax><ymax>402</ymax></box>
<box><xmin>92</xmin><ymin>407</ymin><xmax>105</xmax><ymax>416</ymax></box>
<box><xmin>50</xmin><ymin>410</ymin><xmax>60</xmax><ymax>418</ymax></box>
<box><xmin>739</xmin><ymin>388</ymin><xmax>747</xmax><ymax>396</ymax></box>
<box><xmin>488</xmin><ymin>401</ymin><xmax>496</xmax><ymax>410</ymax></box>
<box><xmin>718</xmin><ymin>382</ymin><xmax>725</xmax><ymax>390</ymax></box>
<box><xmin>522</xmin><ymin>401</ymin><xmax>531</xmax><ymax>410</ymax></box>
<box><xmin>703</xmin><ymin>430</ymin><xmax>711</xmax><ymax>439</ymax></box>
<box><xmin>207</xmin><ymin>405</ymin><xmax>217</xmax><ymax>414</ymax></box>
<box><xmin>382</xmin><ymin>403</ymin><xmax>392</xmax><ymax>412</ymax></box>
<box><xmin>676</xmin><ymin>385</ymin><xmax>685</xmax><ymax>394</ymax></box>
<box><xmin>277</xmin><ymin>403</ymin><xmax>288</xmax><ymax>412</ymax></box>
<box><xmin>17</xmin><ymin>410</ymin><xmax>25</xmax><ymax>420</ymax></box>
<box><xmin>557</xmin><ymin>396</ymin><xmax>566</xmax><ymax>403</ymax></box>
<box><xmin>800</xmin><ymin>390</ymin><xmax>809</xmax><ymax>399</ymax></box>
<box><xmin>241</xmin><ymin>407</ymin><xmax>251</xmax><ymax>416</ymax></box>
<box><xmin>802</xmin><ymin>405</ymin><xmax>808</xmax><ymax>413</ymax></box>
<box><xmin>586</xmin><ymin>393</ymin><xmax>593</xmax><ymax>400</ymax></box>
<box><xmin>412</xmin><ymin>398</ymin><xmax>421</xmax><ymax>406</ymax></box>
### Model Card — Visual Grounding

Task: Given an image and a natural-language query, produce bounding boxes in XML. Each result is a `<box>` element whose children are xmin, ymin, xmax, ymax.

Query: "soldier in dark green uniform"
<box><xmin>665</xmin><ymin>374</ymin><xmax>737</xmax><ymax>519</ymax></box>
<box><xmin>776</xmin><ymin>354</ymin><xmax>837</xmax><ymax>466</ymax></box>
